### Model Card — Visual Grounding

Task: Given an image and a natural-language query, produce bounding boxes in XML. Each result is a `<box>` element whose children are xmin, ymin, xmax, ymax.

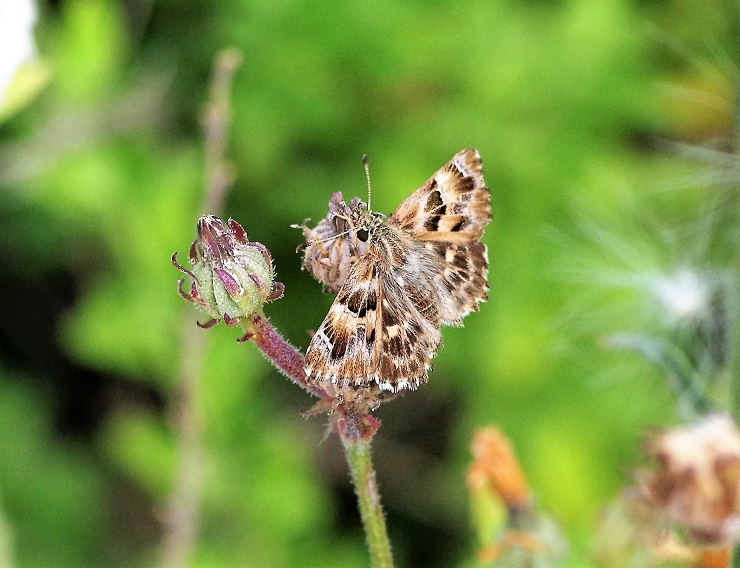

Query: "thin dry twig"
<box><xmin>201</xmin><ymin>48</ymin><xmax>242</xmax><ymax>214</ymax></box>
<box><xmin>160</xmin><ymin>47</ymin><xmax>242</xmax><ymax>568</ymax></box>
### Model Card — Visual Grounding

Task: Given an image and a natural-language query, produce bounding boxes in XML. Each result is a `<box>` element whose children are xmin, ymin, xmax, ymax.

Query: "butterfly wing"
<box><xmin>388</xmin><ymin>148</ymin><xmax>491</xmax><ymax>324</ymax></box>
<box><xmin>389</xmin><ymin>148</ymin><xmax>491</xmax><ymax>238</ymax></box>
<box><xmin>371</xmin><ymin>247</ymin><xmax>442</xmax><ymax>391</ymax></box>
<box><xmin>305</xmin><ymin>255</ymin><xmax>381</xmax><ymax>389</ymax></box>
<box><xmin>304</xmin><ymin>230</ymin><xmax>442</xmax><ymax>397</ymax></box>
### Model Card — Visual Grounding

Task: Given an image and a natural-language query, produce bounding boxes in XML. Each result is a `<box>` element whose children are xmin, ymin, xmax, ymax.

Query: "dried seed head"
<box><xmin>293</xmin><ymin>192</ymin><xmax>367</xmax><ymax>293</ymax></box>
<box><xmin>650</xmin><ymin>268</ymin><xmax>711</xmax><ymax>324</ymax></box>
<box><xmin>641</xmin><ymin>414</ymin><xmax>740</xmax><ymax>545</ymax></box>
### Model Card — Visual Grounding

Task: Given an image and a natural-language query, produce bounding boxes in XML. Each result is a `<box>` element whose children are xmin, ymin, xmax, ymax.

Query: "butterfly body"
<box><xmin>301</xmin><ymin>149</ymin><xmax>491</xmax><ymax>409</ymax></box>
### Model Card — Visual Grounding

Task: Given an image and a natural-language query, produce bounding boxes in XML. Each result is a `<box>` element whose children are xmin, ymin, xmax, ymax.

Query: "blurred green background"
<box><xmin>0</xmin><ymin>0</ymin><xmax>737</xmax><ymax>566</ymax></box>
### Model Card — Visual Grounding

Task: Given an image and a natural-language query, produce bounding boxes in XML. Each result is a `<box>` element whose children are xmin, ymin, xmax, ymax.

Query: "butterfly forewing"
<box><xmin>389</xmin><ymin>148</ymin><xmax>491</xmax><ymax>239</ymax></box>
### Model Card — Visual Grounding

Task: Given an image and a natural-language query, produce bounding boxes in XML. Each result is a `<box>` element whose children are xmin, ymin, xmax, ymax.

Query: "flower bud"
<box><xmin>468</xmin><ymin>427</ymin><xmax>531</xmax><ymax>511</ymax></box>
<box><xmin>173</xmin><ymin>215</ymin><xmax>284</xmax><ymax>326</ymax></box>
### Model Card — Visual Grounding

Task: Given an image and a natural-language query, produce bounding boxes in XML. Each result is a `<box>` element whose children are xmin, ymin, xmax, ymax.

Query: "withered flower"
<box><xmin>173</xmin><ymin>215</ymin><xmax>284</xmax><ymax>327</ymax></box>
<box><xmin>293</xmin><ymin>192</ymin><xmax>366</xmax><ymax>293</ymax></box>
<box><xmin>641</xmin><ymin>413</ymin><xmax>740</xmax><ymax>546</ymax></box>
<box><xmin>468</xmin><ymin>427</ymin><xmax>567</xmax><ymax>567</ymax></box>
<box><xmin>468</xmin><ymin>427</ymin><xmax>532</xmax><ymax>511</ymax></box>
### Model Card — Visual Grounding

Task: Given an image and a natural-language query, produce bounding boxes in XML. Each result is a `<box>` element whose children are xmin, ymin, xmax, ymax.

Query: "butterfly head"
<box><xmin>317</xmin><ymin>153</ymin><xmax>385</xmax><ymax>256</ymax></box>
<box><xmin>343</xmin><ymin>200</ymin><xmax>384</xmax><ymax>256</ymax></box>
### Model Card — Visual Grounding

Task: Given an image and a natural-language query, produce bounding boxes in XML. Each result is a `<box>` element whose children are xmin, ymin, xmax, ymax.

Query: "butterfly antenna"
<box><xmin>306</xmin><ymin>226</ymin><xmax>354</xmax><ymax>247</ymax></box>
<box><xmin>362</xmin><ymin>154</ymin><xmax>372</xmax><ymax>211</ymax></box>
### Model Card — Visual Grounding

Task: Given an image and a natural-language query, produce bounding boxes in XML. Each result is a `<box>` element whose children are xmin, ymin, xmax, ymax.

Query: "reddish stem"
<box><xmin>248</xmin><ymin>314</ymin><xmax>332</xmax><ymax>402</ymax></box>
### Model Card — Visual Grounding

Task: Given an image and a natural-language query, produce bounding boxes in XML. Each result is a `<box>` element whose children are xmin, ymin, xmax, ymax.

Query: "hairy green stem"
<box><xmin>244</xmin><ymin>315</ymin><xmax>393</xmax><ymax>568</ymax></box>
<box><xmin>245</xmin><ymin>313</ymin><xmax>392</xmax><ymax>564</ymax></box>
<box><xmin>341</xmin><ymin>435</ymin><xmax>394</xmax><ymax>568</ymax></box>
<box><xmin>240</xmin><ymin>312</ymin><xmax>393</xmax><ymax>566</ymax></box>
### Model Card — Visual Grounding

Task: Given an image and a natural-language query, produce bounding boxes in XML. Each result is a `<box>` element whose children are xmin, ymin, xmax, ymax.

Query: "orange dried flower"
<box><xmin>469</xmin><ymin>427</ymin><xmax>531</xmax><ymax>510</ymax></box>
<box><xmin>468</xmin><ymin>426</ymin><xmax>567</xmax><ymax>567</ymax></box>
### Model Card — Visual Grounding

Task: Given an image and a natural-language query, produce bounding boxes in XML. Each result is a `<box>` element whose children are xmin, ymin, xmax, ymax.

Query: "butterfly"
<box><xmin>300</xmin><ymin>149</ymin><xmax>491</xmax><ymax>410</ymax></box>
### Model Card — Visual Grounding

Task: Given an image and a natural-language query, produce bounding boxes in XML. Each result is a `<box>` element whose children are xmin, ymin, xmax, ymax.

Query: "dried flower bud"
<box><xmin>468</xmin><ymin>427</ymin><xmax>531</xmax><ymax>511</ymax></box>
<box><xmin>293</xmin><ymin>192</ymin><xmax>366</xmax><ymax>293</ymax></box>
<box><xmin>467</xmin><ymin>427</ymin><xmax>568</xmax><ymax>568</ymax></box>
<box><xmin>173</xmin><ymin>215</ymin><xmax>284</xmax><ymax>326</ymax></box>
<box><xmin>641</xmin><ymin>414</ymin><xmax>740</xmax><ymax>545</ymax></box>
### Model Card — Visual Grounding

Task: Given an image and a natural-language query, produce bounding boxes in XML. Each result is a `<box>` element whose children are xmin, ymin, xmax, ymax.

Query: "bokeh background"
<box><xmin>0</xmin><ymin>0</ymin><xmax>737</xmax><ymax>566</ymax></box>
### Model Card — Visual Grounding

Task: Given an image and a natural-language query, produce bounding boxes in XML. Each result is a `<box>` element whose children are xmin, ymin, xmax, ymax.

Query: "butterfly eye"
<box><xmin>357</xmin><ymin>228</ymin><xmax>370</xmax><ymax>242</ymax></box>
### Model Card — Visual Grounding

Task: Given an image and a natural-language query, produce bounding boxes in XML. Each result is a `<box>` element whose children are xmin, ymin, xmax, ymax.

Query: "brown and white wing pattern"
<box><xmin>304</xmin><ymin>149</ymin><xmax>491</xmax><ymax>406</ymax></box>
<box><xmin>304</xmin><ymin>255</ymin><xmax>380</xmax><ymax>394</ymax></box>
<box><xmin>389</xmin><ymin>148</ymin><xmax>491</xmax><ymax>325</ymax></box>
<box><xmin>389</xmin><ymin>148</ymin><xmax>490</xmax><ymax>238</ymax></box>
<box><xmin>305</xmin><ymin>225</ymin><xmax>442</xmax><ymax>402</ymax></box>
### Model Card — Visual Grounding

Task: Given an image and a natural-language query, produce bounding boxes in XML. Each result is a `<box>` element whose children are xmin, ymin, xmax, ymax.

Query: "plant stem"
<box><xmin>341</xmin><ymin>435</ymin><xmax>394</xmax><ymax>568</ymax></box>
<box><xmin>162</xmin><ymin>48</ymin><xmax>241</xmax><ymax>568</ymax></box>
<box><xmin>201</xmin><ymin>48</ymin><xmax>242</xmax><ymax>212</ymax></box>
<box><xmin>244</xmin><ymin>314</ymin><xmax>393</xmax><ymax>564</ymax></box>
<box><xmin>246</xmin><ymin>314</ymin><xmax>331</xmax><ymax>402</ymax></box>
<box><xmin>161</xmin><ymin>319</ymin><xmax>207</xmax><ymax>568</ymax></box>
